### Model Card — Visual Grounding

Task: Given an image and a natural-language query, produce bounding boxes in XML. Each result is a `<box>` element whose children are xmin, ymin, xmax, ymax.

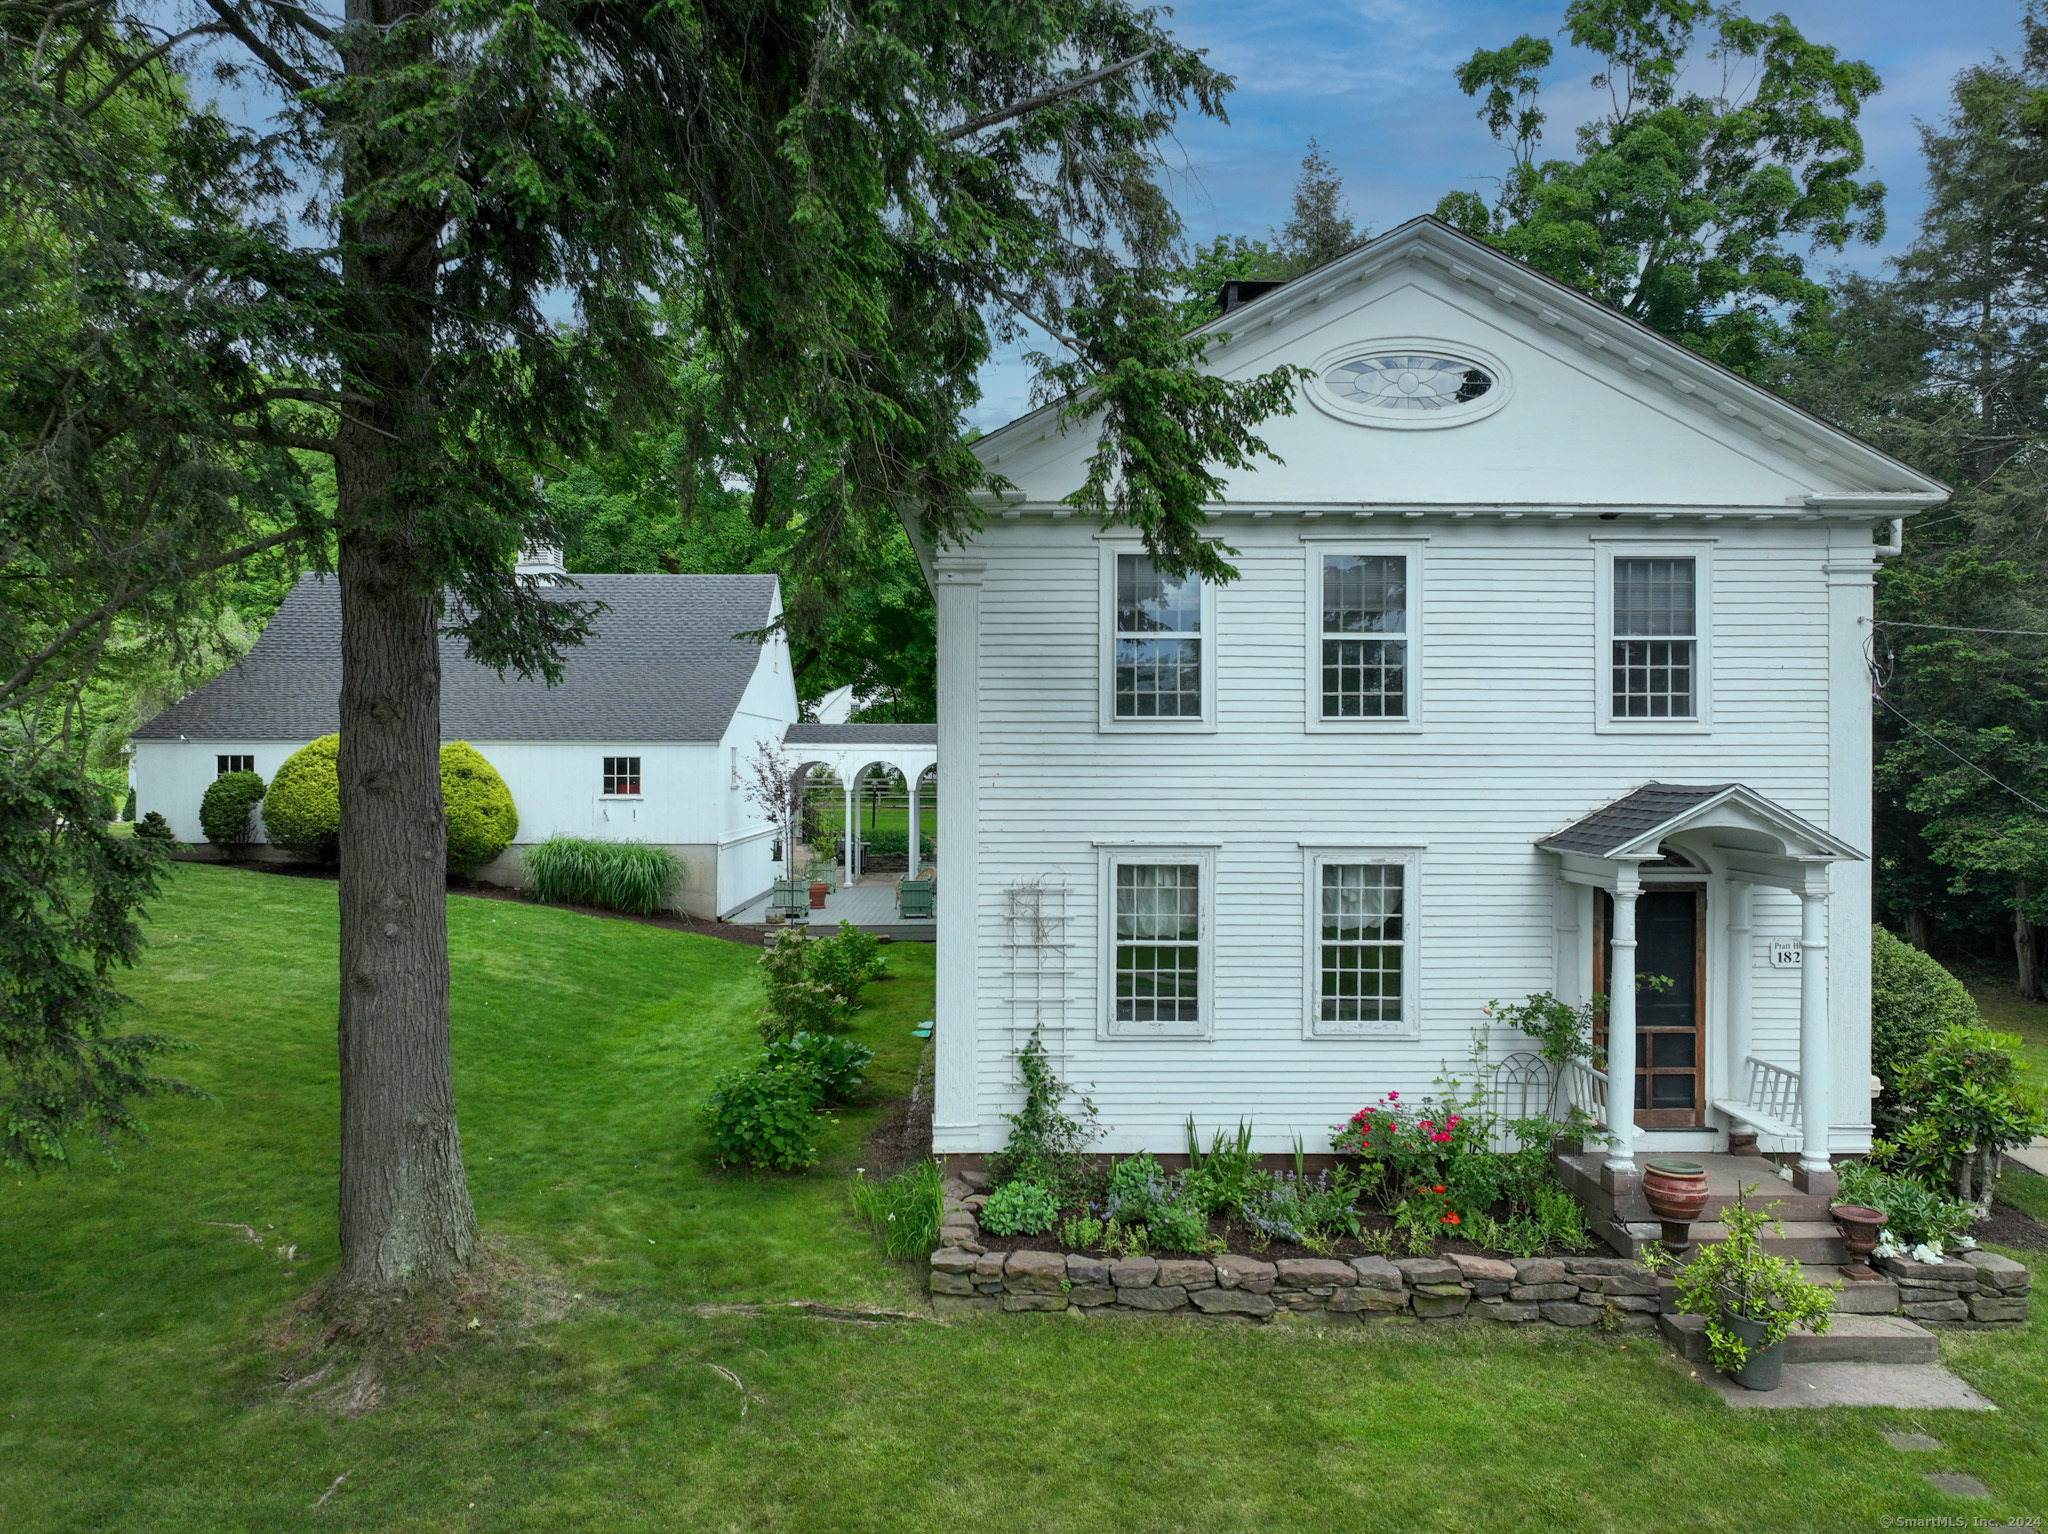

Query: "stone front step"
<box><xmin>1803</xmin><ymin>1267</ymin><xmax>1903</xmax><ymax>1314</ymax></box>
<box><xmin>1615</xmin><ymin>1220</ymin><xmax>1849</xmax><ymax>1265</ymax></box>
<box><xmin>1660</xmin><ymin>1311</ymin><xmax>1938</xmax><ymax>1367</ymax></box>
<box><xmin>1557</xmin><ymin>1151</ymin><xmax>1836</xmax><ymax>1226</ymax></box>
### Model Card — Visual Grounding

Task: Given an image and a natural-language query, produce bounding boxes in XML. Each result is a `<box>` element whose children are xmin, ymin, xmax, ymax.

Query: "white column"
<box><xmin>1723</xmin><ymin>881</ymin><xmax>1753</xmax><ymax>1108</ymax></box>
<box><xmin>1604</xmin><ymin>876</ymin><xmax>1640</xmax><ymax>1176</ymax></box>
<box><xmin>842</xmin><ymin>779</ymin><xmax>856</xmax><ymax>888</ymax></box>
<box><xmin>907</xmin><ymin>768</ymin><xmax>922</xmax><ymax>877</ymax></box>
<box><xmin>932</xmin><ymin>556</ymin><xmax>986</xmax><ymax>1157</ymax></box>
<box><xmin>1797</xmin><ymin>882</ymin><xmax>1832</xmax><ymax>1178</ymax></box>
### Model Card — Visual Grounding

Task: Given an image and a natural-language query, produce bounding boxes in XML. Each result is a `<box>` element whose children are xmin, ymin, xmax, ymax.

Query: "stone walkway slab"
<box><xmin>1697</xmin><ymin>1363</ymin><xmax>1996</xmax><ymax>1410</ymax></box>
<box><xmin>1924</xmin><ymin>1471</ymin><xmax>1992</xmax><ymax>1497</ymax></box>
<box><xmin>2007</xmin><ymin>1138</ymin><xmax>2048</xmax><ymax>1177</ymax></box>
<box><xmin>1881</xmin><ymin>1431</ymin><xmax>1942</xmax><ymax>1450</ymax></box>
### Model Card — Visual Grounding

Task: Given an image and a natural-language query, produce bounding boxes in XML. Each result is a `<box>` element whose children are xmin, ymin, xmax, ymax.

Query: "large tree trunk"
<box><xmin>327</xmin><ymin>0</ymin><xmax>476</xmax><ymax>1300</ymax></box>
<box><xmin>1904</xmin><ymin>910</ymin><xmax>1930</xmax><ymax>951</ymax></box>
<box><xmin>2017</xmin><ymin>881</ymin><xmax>2041</xmax><ymax>1003</ymax></box>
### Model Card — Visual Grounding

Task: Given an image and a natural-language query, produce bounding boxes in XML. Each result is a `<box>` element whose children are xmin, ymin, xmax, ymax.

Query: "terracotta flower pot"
<box><xmin>1642</xmin><ymin>1159</ymin><xmax>1711</xmax><ymax>1223</ymax></box>
<box><xmin>809</xmin><ymin>881</ymin><xmax>829</xmax><ymax>909</ymax></box>
<box><xmin>1830</xmin><ymin>1203</ymin><xmax>1888</xmax><ymax>1278</ymax></box>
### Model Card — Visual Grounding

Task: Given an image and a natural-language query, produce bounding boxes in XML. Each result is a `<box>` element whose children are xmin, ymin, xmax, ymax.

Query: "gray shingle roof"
<box><xmin>1538</xmin><ymin>783</ymin><xmax>1738</xmax><ymax>857</ymax></box>
<box><xmin>783</xmin><ymin>723</ymin><xmax>936</xmax><ymax>746</ymax></box>
<box><xmin>134</xmin><ymin>572</ymin><xmax>779</xmax><ymax>743</ymax></box>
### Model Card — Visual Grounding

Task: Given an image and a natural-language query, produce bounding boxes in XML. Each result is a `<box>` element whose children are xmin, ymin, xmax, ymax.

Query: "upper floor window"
<box><xmin>1612</xmin><ymin>557</ymin><xmax>1696</xmax><ymax>719</ymax></box>
<box><xmin>602</xmin><ymin>756</ymin><xmax>641</xmax><ymax>796</ymax></box>
<box><xmin>1114</xmin><ymin>554</ymin><xmax>1202</xmax><ymax>719</ymax></box>
<box><xmin>1321</xmin><ymin>554</ymin><xmax>1407</xmax><ymax>718</ymax></box>
<box><xmin>216</xmin><ymin>754</ymin><xmax>254</xmax><ymax>776</ymax></box>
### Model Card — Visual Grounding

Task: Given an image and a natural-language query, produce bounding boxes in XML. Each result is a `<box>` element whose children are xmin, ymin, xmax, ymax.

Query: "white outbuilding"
<box><xmin>130</xmin><ymin>563</ymin><xmax>801</xmax><ymax>920</ymax></box>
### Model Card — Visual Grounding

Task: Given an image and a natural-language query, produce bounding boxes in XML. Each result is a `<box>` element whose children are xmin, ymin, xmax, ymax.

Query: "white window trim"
<box><xmin>1593</xmin><ymin>539</ymin><xmax>1713</xmax><ymax>734</ymax></box>
<box><xmin>1097</xmin><ymin>844</ymin><xmax>1216</xmax><ymax>1041</ymax></box>
<box><xmin>1097</xmin><ymin>544</ymin><xmax>1219</xmax><ymax>733</ymax></box>
<box><xmin>1301</xmin><ymin>539</ymin><xmax>1426</xmax><ymax>733</ymax></box>
<box><xmin>600</xmin><ymin>753</ymin><xmax>645</xmax><ymax>799</ymax></box>
<box><xmin>1300</xmin><ymin>845</ymin><xmax>1421</xmax><ymax>1041</ymax></box>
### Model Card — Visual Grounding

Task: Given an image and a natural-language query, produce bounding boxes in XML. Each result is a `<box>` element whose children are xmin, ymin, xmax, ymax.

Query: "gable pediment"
<box><xmin>975</xmin><ymin>218</ymin><xmax>1946</xmax><ymax>515</ymax></box>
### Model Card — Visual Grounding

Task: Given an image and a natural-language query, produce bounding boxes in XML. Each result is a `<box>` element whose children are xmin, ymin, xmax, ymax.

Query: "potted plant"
<box><xmin>808</xmin><ymin>829</ymin><xmax>837</xmax><ymax>908</ymax></box>
<box><xmin>1644</xmin><ymin>1184</ymin><xmax>1836</xmax><ymax>1391</ymax></box>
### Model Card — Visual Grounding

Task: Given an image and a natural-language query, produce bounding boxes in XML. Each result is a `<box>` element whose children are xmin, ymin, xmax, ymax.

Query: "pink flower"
<box><xmin>1387</xmin><ymin>1091</ymin><xmax>1399</xmax><ymax>1101</ymax></box>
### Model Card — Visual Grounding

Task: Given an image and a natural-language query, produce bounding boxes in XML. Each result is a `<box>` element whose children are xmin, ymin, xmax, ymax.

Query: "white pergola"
<box><xmin>781</xmin><ymin>723</ymin><xmax>937</xmax><ymax>887</ymax></box>
<box><xmin>1539</xmin><ymin>782</ymin><xmax>1862</xmax><ymax>1190</ymax></box>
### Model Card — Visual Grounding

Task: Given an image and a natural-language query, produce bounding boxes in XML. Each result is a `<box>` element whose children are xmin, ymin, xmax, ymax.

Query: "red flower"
<box><xmin>1441</xmin><ymin>1212</ymin><xmax>1461</xmax><ymax>1226</ymax></box>
<box><xmin>1387</xmin><ymin>1091</ymin><xmax>1399</xmax><ymax>1101</ymax></box>
<box><xmin>1432</xmin><ymin>1185</ymin><xmax>1445</xmax><ymax>1194</ymax></box>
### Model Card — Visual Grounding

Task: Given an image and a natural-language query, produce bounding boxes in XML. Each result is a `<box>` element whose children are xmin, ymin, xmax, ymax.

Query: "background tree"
<box><xmin>1437</xmin><ymin>0</ymin><xmax>1885</xmax><ymax>375</ymax></box>
<box><xmin>1170</xmin><ymin>139</ymin><xmax>1366</xmax><ymax>325</ymax></box>
<box><xmin>19</xmin><ymin>0</ymin><xmax>1304</xmax><ymax>1309</ymax></box>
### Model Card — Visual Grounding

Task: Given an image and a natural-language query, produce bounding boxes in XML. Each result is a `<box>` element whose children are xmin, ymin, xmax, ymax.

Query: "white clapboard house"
<box><xmin>130</xmin><ymin>558</ymin><xmax>803</xmax><ymax>920</ymax></box>
<box><xmin>917</xmin><ymin>216</ymin><xmax>1947</xmax><ymax>1198</ymax></box>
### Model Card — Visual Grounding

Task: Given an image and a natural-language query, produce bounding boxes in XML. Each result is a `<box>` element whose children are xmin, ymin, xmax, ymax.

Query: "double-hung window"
<box><xmin>1100</xmin><ymin>846</ymin><xmax>1213</xmax><ymax>1038</ymax></box>
<box><xmin>1301</xmin><ymin>848</ymin><xmax>1418</xmax><ymax>1038</ymax></box>
<box><xmin>602</xmin><ymin>755</ymin><xmax>641</xmax><ymax>796</ymax></box>
<box><xmin>216</xmin><ymin>754</ymin><xmax>254</xmax><ymax>776</ymax></box>
<box><xmin>1611</xmin><ymin>557</ymin><xmax>1697</xmax><ymax>719</ymax></box>
<box><xmin>1321</xmin><ymin>554</ymin><xmax>1407</xmax><ymax>718</ymax></box>
<box><xmin>1111</xmin><ymin>553</ymin><xmax>1204</xmax><ymax>721</ymax></box>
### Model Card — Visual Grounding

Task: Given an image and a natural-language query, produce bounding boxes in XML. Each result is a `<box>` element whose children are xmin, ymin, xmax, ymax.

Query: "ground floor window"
<box><xmin>217</xmin><ymin>754</ymin><xmax>254</xmax><ymax>775</ymax></box>
<box><xmin>1301</xmin><ymin>848</ymin><xmax>1418</xmax><ymax>1038</ymax></box>
<box><xmin>1100</xmin><ymin>846</ymin><xmax>1213</xmax><ymax>1038</ymax></box>
<box><xmin>602</xmin><ymin>756</ymin><xmax>641</xmax><ymax>796</ymax></box>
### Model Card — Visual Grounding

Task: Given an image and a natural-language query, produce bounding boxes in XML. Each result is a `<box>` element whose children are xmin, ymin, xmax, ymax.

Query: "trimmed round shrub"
<box><xmin>697</xmin><ymin>1062</ymin><xmax>823</xmax><ymax>1171</ymax></box>
<box><xmin>979</xmin><ymin>1179</ymin><xmax>1060</xmax><ymax>1236</ymax></box>
<box><xmin>441</xmin><ymin>741</ymin><xmax>517</xmax><ymax>869</ymax></box>
<box><xmin>199</xmin><ymin>770</ymin><xmax>266</xmax><ymax>846</ymax></box>
<box><xmin>262</xmin><ymin>733</ymin><xmax>341</xmax><ymax>860</ymax></box>
<box><xmin>1871</xmin><ymin>925</ymin><xmax>1979</xmax><ymax>1100</ymax></box>
<box><xmin>133</xmin><ymin>810</ymin><xmax>176</xmax><ymax>843</ymax></box>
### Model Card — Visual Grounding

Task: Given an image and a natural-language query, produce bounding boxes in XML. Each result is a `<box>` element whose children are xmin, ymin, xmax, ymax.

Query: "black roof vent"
<box><xmin>1216</xmin><ymin>279</ymin><xmax>1287</xmax><ymax>316</ymax></box>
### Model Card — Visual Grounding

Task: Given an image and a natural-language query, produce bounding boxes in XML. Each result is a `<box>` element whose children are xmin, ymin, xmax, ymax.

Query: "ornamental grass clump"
<box><xmin>524</xmin><ymin>836</ymin><xmax>683</xmax><ymax>916</ymax></box>
<box><xmin>850</xmin><ymin>1161</ymin><xmax>943</xmax><ymax>1257</ymax></box>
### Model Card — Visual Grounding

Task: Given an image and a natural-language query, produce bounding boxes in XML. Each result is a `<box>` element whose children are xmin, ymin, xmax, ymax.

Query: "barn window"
<box><xmin>1611</xmin><ymin>558</ymin><xmax>1696</xmax><ymax>719</ymax></box>
<box><xmin>216</xmin><ymin>755</ymin><xmax>254</xmax><ymax>775</ymax></box>
<box><xmin>1113</xmin><ymin>554</ymin><xmax>1202</xmax><ymax>719</ymax></box>
<box><xmin>602</xmin><ymin>756</ymin><xmax>641</xmax><ymax>796</ymax></box>
<box><xmin>1321</xmin><ymin>554</ymin><xmax>1406</xmax><ymax>718</ymax></box>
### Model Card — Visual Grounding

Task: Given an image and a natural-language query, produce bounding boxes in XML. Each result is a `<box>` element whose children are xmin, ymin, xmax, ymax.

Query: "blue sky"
<box><xmin>969</xmin><ymin>0</ymin><xmax>2033</xmax><ymax>427</ymax></box>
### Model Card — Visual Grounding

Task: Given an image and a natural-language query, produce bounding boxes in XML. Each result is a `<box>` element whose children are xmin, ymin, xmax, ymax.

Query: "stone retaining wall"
<box><xmin>930</xmin><ymin>1245</ymin><xmax>1678</xmax><ymax>1326</ymax></box>
<box><xmin>1880</xmin><ymin>1251</ymin><xmax>2033</xmax><ymax>1326</ymax></box>
<box><xmin>935</xmin><ymin>1187</ymin><xmax>2033</xmax><ymax>1328</ymax></box>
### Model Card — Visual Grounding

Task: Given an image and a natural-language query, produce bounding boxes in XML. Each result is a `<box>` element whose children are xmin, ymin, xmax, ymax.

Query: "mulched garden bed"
<box><xmin>968</xmin><ymin>1208</ymin><xmax>1586</xmax><ymax>1266</ymax></box>
<box><xmin>1972</xmin><ymin>1199</ymin><xmax>2048</xmax><ymax>1250</ymax></box>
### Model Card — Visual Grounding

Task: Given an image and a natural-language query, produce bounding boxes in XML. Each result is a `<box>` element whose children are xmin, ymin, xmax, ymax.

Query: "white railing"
<box><xmin>1713</xmin><ymin>1055</ymin><xmax>1802</xmax><ymax>1138</ymax></box>
<box><xmin>1560</xmin><ymin>1058</ymin><xmax>1607</xmax><ymax>1121</ymax></box>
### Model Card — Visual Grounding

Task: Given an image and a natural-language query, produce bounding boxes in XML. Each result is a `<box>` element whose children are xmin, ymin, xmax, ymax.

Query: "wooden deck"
<box><xmin>727</xmin><ymin>875</ymin><xmax>936</xmax><ymax>942</ymax></box>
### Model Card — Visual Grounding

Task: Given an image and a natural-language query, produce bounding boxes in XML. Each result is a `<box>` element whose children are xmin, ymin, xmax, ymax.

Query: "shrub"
<box><xmin>757</xmin><ymin>929</ymin><xmax>850</xmax><ymax>1043</ymax></box>
<box><xmin>1143</xmin><ymin>1195</ymin><xmax>1211</xmax><ymax>1254</ymax></box>
<box><xmin>1332</xmin><ymin>1091</ymin><xmax>1490</xmax><ymax>1214</ymax></box>
<box><xmin>1871</xmin><ymin>926</ymin><xmax>1979</xmax><ymax>1109</ymax></box>
<box><xmin>524</xmin><ymin>836</ymin><xmax>682</xmax><ymax>915</ymax></box>
<box><xmin>1836</xmin><ymin>1160</ymin><xmax>1975</xmax><ymax>1249</ymax></box>
<box><xmin>860</xmin><ymin>830</ymin><xmax>934</xmax><ymax>862</ymax></box>
<box><xmin>850</xmin><ymin>1161</ymin><xmax>942</xmax><ymax>1257</ymax></box>
<box><xmin>809</xmin><ymin>921</ymin><xmax>883</xmax><ymax>1004</ymax></box>
<box><xmin>121</xmin><ymin>786</ymin><xmax>136</xmax><ymax>823</ymax></box>
<box><xmin>762</xmin><ymin>1031</ymin><xmax>874</xmax><ymax>1105</ymax></box>
<box><xmin>440</xmin><ymin>741</ymin><xmax>517</xmax><ymax>868</ymax></box>
<box><xmin>262</xmin><ymin>734</ymin><xmax>341</xmax><ymax>859</ymax></box>
<box><xmin>697</xmin><ymin>1061</ymin><xmax>823</xmax><ymax>1171</ymax></box>
<box><xmin>133</xmin><ymin>811</ymin><xmax>176</xmax><ymax>843</ymax></box>
<box><xmin>979</xmin><ymin>1179</ymin><xmax>1060</xmax><ymax>1236</ymax></box>
<box><xmin>988</xmin><ymin>1027</ymin><xmax>1099</xmax><ymax>1201</ymax></box>
<box><xmin>198</xmin><ymin>771</ymin><xmax>266</xmax><ymax>846</ymax></box>
<box><xmin>1882</xmin><ymin>1024</ymin><xmax>2046</xmax><ymax>1210</ymax></box>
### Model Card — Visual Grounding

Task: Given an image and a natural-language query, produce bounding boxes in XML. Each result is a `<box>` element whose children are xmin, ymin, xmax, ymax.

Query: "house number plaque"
<box><xmin>1767</xmin><ymin>942</ymin><xmax>1803</xmax><ymax>969</ymax></box>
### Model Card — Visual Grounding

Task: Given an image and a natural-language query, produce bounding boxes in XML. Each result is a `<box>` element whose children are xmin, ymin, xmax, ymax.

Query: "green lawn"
<box><xmin>3</xmin><ymin>865</ymin><xmax>2045</xmax><ymax>1532</ymax></box>
<box><xmin>1967</xmin><ymin>977</ymin><xmax>2048</xmax><ymax>1090</ymax></box>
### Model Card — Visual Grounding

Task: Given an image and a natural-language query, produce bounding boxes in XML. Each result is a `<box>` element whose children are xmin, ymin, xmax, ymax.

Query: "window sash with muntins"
<box><xmin>1114</xmin><ymin>554</ymin><xmax>1202</xmax><ymax>719</ymax></box>
<box><xmin>602</xmin><ymin>756</ymin><xmax>642</xmax><ymax>796</ymax></box>
<box><xmin>1611</xmin><ymin>557</ymin><xmax>1696</xmax><ymax>719</ymax></box>
<box><xmin>1321</xmin><ymin>554</ymin><xmax>1407</xmax><ymax>718</ymax></box>
<box><xmin>216</xmin><ymin>755</ymin><xmax>254</xmax><ymax>776</ymax></box>
<box><xmin>1113</xmin><ymin>862</ymin><xmax>1200</xmax><ymax>1024</ymax></box>
<box><xmin>1318</xmin><ymin>862</ymin><xmax>1404</xmax><ymax>1023</ymax></box>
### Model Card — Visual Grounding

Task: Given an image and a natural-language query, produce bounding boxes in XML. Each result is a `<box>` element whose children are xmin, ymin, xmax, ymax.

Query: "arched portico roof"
<box><xmin>781</xmin><ymin>721</ymin><xmax>935</xmax><ymax>783</ymax></box>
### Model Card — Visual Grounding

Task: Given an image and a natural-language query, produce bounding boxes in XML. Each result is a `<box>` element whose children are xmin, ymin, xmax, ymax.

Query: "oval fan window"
<box><xmin>1326</xmin><ymin>354</ymin><xmax>1495</xmax><ymax>413</ymax></box>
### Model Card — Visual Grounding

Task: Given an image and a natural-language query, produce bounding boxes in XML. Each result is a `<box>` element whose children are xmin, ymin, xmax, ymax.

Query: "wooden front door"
<box><xmin>1595</xmin><ymin>886</ymin><xmax>1707</xmax><ymax>1128</ymax></box>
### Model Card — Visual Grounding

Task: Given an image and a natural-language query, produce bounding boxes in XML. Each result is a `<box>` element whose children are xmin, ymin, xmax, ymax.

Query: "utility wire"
<box><xmin>1868</xmin><ymin>618</ymin><xmax>2048</xmax><ymax>638</ymax></box>
<box><xmin>1870</xmin><ymin>689</ymin><xmax>2048</xmax><ymax>815</ymax></box>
